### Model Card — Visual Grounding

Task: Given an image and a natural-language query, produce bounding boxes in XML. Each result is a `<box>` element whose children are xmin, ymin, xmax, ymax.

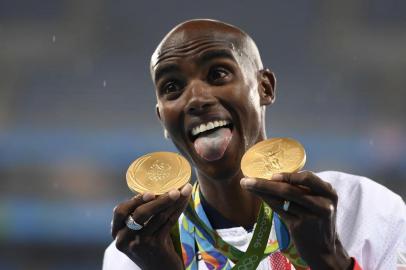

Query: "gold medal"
<box><xmin>241</xmin><ymin>138</ymin><xmax>306</xmax><ymax>179</ymax></box>
<box><xmin>126</xmin><ymin>152</ymin><xmax>191</xmax><ymax>195</ymax></box>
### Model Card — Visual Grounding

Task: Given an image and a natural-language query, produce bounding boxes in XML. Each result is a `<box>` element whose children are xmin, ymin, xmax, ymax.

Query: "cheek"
<box><xmin>232</xmin><ymin>82</ymin><xmax>261</xmax><ymax>119</ymax></box>
<box><xmin>160</xmin><ymin>101</ymin><xmax>185</xmax><ymax>135</ymax></box>
<box><xmin>232</xmin><ymin>83</ymin><xmax>262</xmax><ymax>144</ymax></box>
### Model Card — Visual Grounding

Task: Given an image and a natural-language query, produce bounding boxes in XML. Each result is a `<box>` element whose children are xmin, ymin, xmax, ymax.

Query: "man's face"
<box><xmin>153</xmin><ymin>32</ymin><xmax>266</xmax><ymax>181</ymax></box>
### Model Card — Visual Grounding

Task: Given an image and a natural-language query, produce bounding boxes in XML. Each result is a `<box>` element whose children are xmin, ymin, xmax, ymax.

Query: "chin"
<box><xmin>197</xmin><ymin>165</ymin><xmax>242</xmax><ymax>183</ymax></box>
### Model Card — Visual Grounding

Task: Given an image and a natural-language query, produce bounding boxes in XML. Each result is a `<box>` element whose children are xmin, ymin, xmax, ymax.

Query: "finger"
<box><xmin>142</xmin><ymin>183</ymin><xmax>192</xmax><ymax>236</ymax></box>
<box><xmin>254</xmin><ymin>192</ymin><xmax>315</xmax><ymax>220</ymax></box>
<box><xmin>143</xmin><ymin>184</ymin><xmax>193</xmax><ymax>234</ymax></box>
<box><xmin>241</xmin><ymin>177</ymin><xmax>335</xmax><ymax>216</ymax></box>
<box><xmin>273</xmin><ymin>171</ymin><xmax>336</xmax><ymax>199</ymax></box>
<box><xmin>114</xmin><ymin>187</ymin><xmax>186</xmax><ymax>251</ymax></box>
<box><xmin>130</xmin><ymin>189</ymin><xmax>181</xmax><ymax>225</ymax></box>
<box><xmin>115</xmin><ymin>226</ymin><xmax>136</xmax><ymax>252</ymax></box>
<box><xmin>157</xmin><ymin>184</ymin><xmax>193</xmax><ymax>238</ymax></box>
<box><xmin>112</xmin><ymin>194</ymin><xmax>154</xmax><ymax>239</ymax></box>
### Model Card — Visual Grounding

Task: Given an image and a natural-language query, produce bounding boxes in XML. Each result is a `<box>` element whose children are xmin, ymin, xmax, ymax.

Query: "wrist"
<box><xmin>307</xmin><ymin>244</ymin><xmax>353</xmax><ymax>270</ymax></box>
<box><xmin>315</xmin><ymin>252</ymin><xmax>353</xmax><ymax>270</ymax></box>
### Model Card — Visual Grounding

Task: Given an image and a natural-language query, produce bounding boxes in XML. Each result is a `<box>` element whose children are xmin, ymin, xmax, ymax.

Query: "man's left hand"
<box><xmin>241</xmin><ymin>171</ymin><xmax>353</xmax><ymax>270</ymax></box>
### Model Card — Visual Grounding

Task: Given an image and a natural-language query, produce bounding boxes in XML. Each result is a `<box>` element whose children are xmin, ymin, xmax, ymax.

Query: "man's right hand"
<box><xmin>111</xmin><ymin>183</ymin><xmax>193</xmax><ymax>270</ymax></box>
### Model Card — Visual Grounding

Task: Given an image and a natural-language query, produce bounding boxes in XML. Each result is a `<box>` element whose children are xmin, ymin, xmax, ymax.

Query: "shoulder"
<box><xmin>102</xmin><ymin>240</ymin><xmax>141</xmax><ymax>270</ymax></box>
<box><xmin>316</xmin><ymin>170</ymin><xmax>405</xmax><ymax>214</ymax></box>
<box><xmin>316</xmin><ymin>171</ymin><xmax>406</xmax><ymax>269</ymax></box>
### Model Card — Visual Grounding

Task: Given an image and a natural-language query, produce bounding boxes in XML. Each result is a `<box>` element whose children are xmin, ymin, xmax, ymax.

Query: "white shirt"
<box><xmin>103</xmin><ymin>171</ymin><xmax>406</xmax><ymax>270</ymax></box>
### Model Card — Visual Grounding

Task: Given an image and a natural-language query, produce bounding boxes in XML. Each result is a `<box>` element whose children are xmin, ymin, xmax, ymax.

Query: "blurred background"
<box><xmin>0</xmin><ymin>0</ymin><xmax>405</xmax><ymax>269</ymax></box>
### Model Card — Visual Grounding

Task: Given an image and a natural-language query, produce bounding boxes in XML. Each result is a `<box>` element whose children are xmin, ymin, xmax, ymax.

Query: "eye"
<box><xmin>208</xmin><ymin>67</ymin><xmax>231</xmax><ymax>83</ymax></box>
<box><xmin>163</xmin><ymin>81</ymin><xmax>181</xmax><ymax>94</ymax></box>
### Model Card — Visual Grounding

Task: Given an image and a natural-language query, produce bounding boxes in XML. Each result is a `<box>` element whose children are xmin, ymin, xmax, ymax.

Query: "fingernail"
<box><xmin>168</xmin><ymin>189</ymin><xmax>180</xmax><ymax>200</ymax></box>
<box><xmin>240</xmin><ymin>177</ymin><xmax>256</xmax><ymax>188</ymax></box>
<box><xmin>142</xmin><ymin>192</ymin><xmax>155</xmax><ymax>201</ymax></box>
<box><xmin>272</xmin><ymin>173</ymin><xmax>284</xmax><ymax>181</ymax></box>
<box><xmin>181</xmin><ymin>183</ymin><xmax>192</xmax><ymax>196</ymax></box>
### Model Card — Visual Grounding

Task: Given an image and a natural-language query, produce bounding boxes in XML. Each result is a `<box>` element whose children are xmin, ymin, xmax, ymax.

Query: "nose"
<box><xmin>184</xmin><ymin>81</ymin><xmax>216</xmax><ymax>115</ymax></box>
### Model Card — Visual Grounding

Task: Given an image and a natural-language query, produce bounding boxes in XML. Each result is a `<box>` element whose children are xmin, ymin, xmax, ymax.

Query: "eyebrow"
<box><xmin>154</xmin><ymin>48</ymin><xmax>237</xmax><ymax>83</ymax></box>
<box><xmin>154</xmin><ymin>64</ymin><xmax>181</xmax><ymax>84</ymax></box>
<box><xmin>197</xmin><ymin>48</ymin><xmax>236</xmax><ymax>65</ymax></box>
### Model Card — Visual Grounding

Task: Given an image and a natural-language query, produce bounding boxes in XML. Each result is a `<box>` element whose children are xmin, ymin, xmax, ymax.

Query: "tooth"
<box><xmin>207</xmin><ymin>122</ymin><xmax>214</xmax><ymax>130</ymax></box>
<box><xmin>192</xmin><ymin>127</ymin><xmax>198</xmax><ymax>136</ymax></box>
<box><xmin>200</xmin><ymin>124</ymin><xmax>207</xmax><ymax>133</ymax></box>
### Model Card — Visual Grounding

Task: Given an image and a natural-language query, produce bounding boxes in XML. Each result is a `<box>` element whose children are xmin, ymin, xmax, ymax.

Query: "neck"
<box><xmin>197</xmin><ymin>170</ymin><xmax>262</xmax><ymax>229</ymax></box>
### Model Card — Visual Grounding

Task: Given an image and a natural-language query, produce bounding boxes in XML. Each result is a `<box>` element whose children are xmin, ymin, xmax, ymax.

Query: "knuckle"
<box><xmin>258</xmin><ymin>181</ymin><xmax>268</xmax><ymax>190</ymax></box>
<box><xmin>113</xmin><ymin>205</ymin><xmax>123</xmax><ymax>216</ymax></box>
<box><xmin>132</xmin><ymin>208</ymin><xmax>145</xmax><ymax>220</ymax></box>
<box><xmin>321</xmin><ymin>203</ymin><xmax>335</xmax><ymax>216</ymax></box>
<box><xmin>330</xmin><ymin>188</ymin><xmax>338</xmax><ymax>202</ymax></box>
<box><xmin>115</xmin><ymin>237</ymin><xmax>126</xmax><ymax>252</ymax></box>
<box><xmin>283</xmin><ymin>172</ymin><xmax>293</xmax><ymax>183</ymax></box>
<box><xmin>131</xmin><ymin>194</ymin><xmax>142</xmax><ymax>201</ymax></box>
<box><xmin>302</xmin><ymin>170</ymin><xmax>313</xmax><ymax>180</ymax></box>
<box><xmin>113</xmin><ymin>204</ymin><xmax>128</xmax><ymax>218</ymax></box>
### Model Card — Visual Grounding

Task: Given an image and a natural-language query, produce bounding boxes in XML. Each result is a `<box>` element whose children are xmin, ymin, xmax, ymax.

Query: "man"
<box><xmin>103</xmin><ymin>19</ymin><xmax>406</xmax><ymax>269</ymax></box>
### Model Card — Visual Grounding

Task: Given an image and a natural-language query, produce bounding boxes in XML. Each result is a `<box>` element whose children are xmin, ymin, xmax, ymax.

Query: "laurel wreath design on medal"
<box><xmin>241</xmin><ymin>138</ymin><xmax>306</xmax><ymax>180</ymax></box>
<box><xmin>126</xmin><ymin>152</ymin><xmax>191</xmax><ymax>195</ymax></box>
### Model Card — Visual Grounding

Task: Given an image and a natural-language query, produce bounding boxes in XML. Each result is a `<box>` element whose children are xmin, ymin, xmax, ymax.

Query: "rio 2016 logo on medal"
<box><xmin>126</xmin><ymin>152</ymin><xmax>191</xmax><ymax>195</ymax></box>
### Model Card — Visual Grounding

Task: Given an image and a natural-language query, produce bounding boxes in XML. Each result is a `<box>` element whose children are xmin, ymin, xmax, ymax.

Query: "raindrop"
<box><xmin>52</xmin><ymin>35</ymin><xmax>56</xmax><ymax>43</ymax></box>
<box><xmin>103</xmin><ymin>80</ymin><xmax>107</xmax><ymax>87</ymax></box>
<box><xmin>369</xmin><ymin>139</ymin><xmax>374</xmax><ymax>146</ymax></box>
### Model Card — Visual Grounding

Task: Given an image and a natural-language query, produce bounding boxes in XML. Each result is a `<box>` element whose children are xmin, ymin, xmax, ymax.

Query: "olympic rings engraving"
<box><xmin>236</xmin><ymin>255</ymin><xmax>259</xmax><ymax>270</ymax></box>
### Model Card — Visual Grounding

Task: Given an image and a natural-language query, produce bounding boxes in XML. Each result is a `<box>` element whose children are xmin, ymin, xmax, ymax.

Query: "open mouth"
<box><xmin>190</xmin><ymin>120</ymin><xmax>233</xmax><ymax>141</ymax></box>
<box><xmin>189</xmin><ymin>119</ymin><xmax>234</xmax><ymax>161</ymax></box>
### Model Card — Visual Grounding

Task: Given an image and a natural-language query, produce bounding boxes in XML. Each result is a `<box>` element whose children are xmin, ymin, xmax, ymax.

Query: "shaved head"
<box><xmin>150</xmin><ymin>18</ymin><xmax>276</xmax><ymax>182</ymax></box>
<box><xmin>150</xmin><ymin>19</ymin><xmax>263</xmax><ymax>80</ymax></box>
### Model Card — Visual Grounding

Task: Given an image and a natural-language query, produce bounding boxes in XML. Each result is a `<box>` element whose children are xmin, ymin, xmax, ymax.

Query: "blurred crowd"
<box><xmin>0</xmin><ymin>1</ymin><xmax>405</xmax><ymax>269</ymax></box>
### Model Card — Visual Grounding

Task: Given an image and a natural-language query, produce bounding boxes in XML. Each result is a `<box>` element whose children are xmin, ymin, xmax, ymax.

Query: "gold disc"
<box><xmin>126</xmin><ymin>152</ymin><xmax>191</xmax><ymax>195</ymax></box>
<box><xmin>241</xmin><ymin>138</ymin><xmax>306</xmax><ymax>180</ymax></box>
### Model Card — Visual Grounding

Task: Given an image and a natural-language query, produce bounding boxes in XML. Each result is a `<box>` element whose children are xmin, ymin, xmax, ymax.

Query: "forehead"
<box><xmin>153</xmin><ymin>36</ymin><xmax>236</xmax><ymax>66</ymax></box>
<box><xmin>151</xmin><ymin>31</ymin><xmax>246</xmax><ymax>79</ymax></box>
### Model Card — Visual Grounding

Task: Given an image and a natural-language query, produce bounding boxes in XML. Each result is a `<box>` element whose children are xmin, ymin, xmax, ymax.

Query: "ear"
<box><xmin>258</xmin><ymin>69</ymin><xmax>276</xmax><ymax>106</ymax></box>
<box><xmin>156</xmin><ymin>104</ymin><xmax>170</xmax><ymax>139</ymax></box>
<box><xmin>156</xmin><ymin>104</ymin><xmax>162</xmax><ymax>121</ymax></box>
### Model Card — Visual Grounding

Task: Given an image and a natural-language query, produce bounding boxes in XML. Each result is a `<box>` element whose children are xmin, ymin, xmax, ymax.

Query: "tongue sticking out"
<box><xmin>193</xmin><ymin>127</ymin><xmax>232</xmax><ymax>161</ymax></box>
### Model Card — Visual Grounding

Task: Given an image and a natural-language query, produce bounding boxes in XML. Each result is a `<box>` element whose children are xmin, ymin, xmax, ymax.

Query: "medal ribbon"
<box><xmin>172</xmin><ymin>183</ymin><xmax>308</xmax><ymax>270</ymax></box>
<box><xmin>184</xmin><ymin>184</ymin><xmax>277</xmax><ymax>263</ymax></box>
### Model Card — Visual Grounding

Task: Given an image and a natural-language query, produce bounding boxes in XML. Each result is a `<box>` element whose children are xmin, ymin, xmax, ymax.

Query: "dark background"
<box><xmin>0</xmin><ymin>1</ymin><xmax>405</xmax><ymax>269</ymax></box>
